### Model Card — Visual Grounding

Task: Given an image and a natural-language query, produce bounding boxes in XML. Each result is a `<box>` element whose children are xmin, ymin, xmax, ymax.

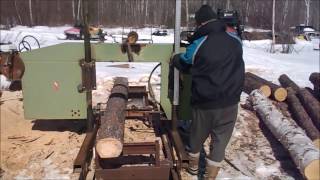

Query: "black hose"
<box><xmin>148</xmin><ymin>63</ymin><xmax>161</xmax><ymax>105</ymax></box>
<box><xmin>18</xmin><ymin>35</ymin><xmax>40</xmax><ymax>52</ymax></box>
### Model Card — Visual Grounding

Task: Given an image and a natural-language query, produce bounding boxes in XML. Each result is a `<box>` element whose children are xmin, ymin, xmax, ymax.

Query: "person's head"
<box><xmin>195</xmin><ymin>5</ymin><xmax>217</xmax><ymax>28</ymax></box>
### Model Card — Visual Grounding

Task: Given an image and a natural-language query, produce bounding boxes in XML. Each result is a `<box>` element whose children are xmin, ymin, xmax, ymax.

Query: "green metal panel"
<box><xmin>21</xmin><ymin>43</ymin><xmax>87</xmax><ymax>119</ymax></box>
<box><xmin>20</xmin><ymin>43</ymin><xmax>177</xmax><ymax>120</ymax></box>
<box><xmin>92</xmin><ymin>43</ymin><xmax>174</xmax><ymax>119</ymax></box>
<box><xmin>178</xmin><ymin>74</ymin><xmax>192</xmax><ymax>120</ymax></box>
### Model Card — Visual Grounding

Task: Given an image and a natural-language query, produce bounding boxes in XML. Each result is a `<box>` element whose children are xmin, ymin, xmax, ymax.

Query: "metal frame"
<box><xmin>73</xmin><ymin>85</ymin><xmax>182</xmax><ymax>180</ymax></box>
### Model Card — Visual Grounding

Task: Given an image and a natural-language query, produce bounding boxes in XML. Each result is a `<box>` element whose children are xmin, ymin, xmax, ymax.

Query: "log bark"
<box><xmin>309</xmin><ymin>72</ymin><xmax>320</xmax><ymax>100</ymax></box>
<box><xmin>286</xmin><ymin>88</ymin><xmax>320</xmax><ymax>145</ymax></box>
<box><xmin>309</xmin><ymin>72</ymin><xmax>320</xmax><ymax>88</ymax></box>
<box><xmin>244</xmin><ymin>73</ymin><xmax>271</xmax><ymax>97</ymax></box>
<box><xmin>96</xmin><ymin>77</ymin><xmax>128</xmax><ymax>158</ymax></box>
<box><xmin>297</xmin><ymin>88</ymin><xmax>320</xmax><ymax>130</ymax></box>
<box><xmin>246</xmin><ymin>72</ymin><xmax>287</xmax><ymax>102</ymax></box>
<box><xmin>250</xmin><ymin>90</ymin><xmax>320</xmax><ymax>180</ymax></box>
<box><xmin>305</xmin><ymin>87</ymin><xmax>320</xmax><ymax>101</ymax></box>
<box><xmin>278</xmin><ymin>74</ymin><xmax>300</xmax><ymax>93</ymax></box>
<box><xmin>274</xmin><ymin>101</ymin><xmax>291</xmax><ymax>118</ymax></box>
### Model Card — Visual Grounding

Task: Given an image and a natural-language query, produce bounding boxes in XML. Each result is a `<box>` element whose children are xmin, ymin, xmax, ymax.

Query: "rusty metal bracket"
<box><xmin>78</xmin><ymin>59</ymin><xmax>96</xmax><ymax>93</ymax></box>
<box><xmin>95</xmin><ymin>141</ymin><xmax>172</xmax><ymax>180</ymax></box>
<box><xmin>73</xmin><ymin>124</ymin><xmax>98</xmax><ymax>179</ymax></box>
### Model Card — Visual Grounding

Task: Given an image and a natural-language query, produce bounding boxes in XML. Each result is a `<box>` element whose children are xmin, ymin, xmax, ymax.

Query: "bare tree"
<box><xmin>270</xmin><ymin>0</ymin><xmax>276</xmax><ymax>53</ymax></box>
<box><xmin>186</xmin><ymin>0</ymin><xmax>189</xmax><ymax>27</ymax></box>
<box><xmin>14</xmin><ymin>0</ymin><xmax>22</xmax><ymax>25</ymax></box>
<box><xmin>304</xmin><ymin>0</ymin><xmax>311</xmax><ymax>25</ymax></box>
<box><xmin>281</xmin><ymin>0</ymin><xmax>289</xmax><ymax>28</ymax></box>
<box><xmin>28</xmin><ymin>0</ymin><xmax>33</xmax><ymax>26</ymax></box>
<box><xmin>77</xmin><ymin>0</ymin><xmax>81</xmax><ymax>24</ymax></box>
<box><xmin>72</xmin><ymin>0</ymin><xmax>75</xmax><ymax>22</ymax></box>
<box><xmin>226</xmin><ymin>0</ymin><xmax>230</xmax><ymax>10</ymax></box>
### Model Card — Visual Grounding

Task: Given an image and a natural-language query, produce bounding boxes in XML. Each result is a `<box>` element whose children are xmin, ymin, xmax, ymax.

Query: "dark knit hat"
<box><xmin>195</xmin><ymin>5</ymin><xmax>217</xmax><ymax>25</ymax></box>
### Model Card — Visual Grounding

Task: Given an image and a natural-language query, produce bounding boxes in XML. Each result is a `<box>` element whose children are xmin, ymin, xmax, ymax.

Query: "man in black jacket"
<box><xmin>172</xmin><ymin>5</ymin><xmax>244</xmax><ymax>179</ymax></box>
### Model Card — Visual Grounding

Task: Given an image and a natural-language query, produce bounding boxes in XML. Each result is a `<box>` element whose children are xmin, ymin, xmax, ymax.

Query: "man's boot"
<box><xmin>187</xmin><ymin>152</ymin><xmax>200</xmax><ymax>175</ymax></box>
<box><xmin>204</xmin><ymin>158</ymin><xmax>221</xmax><ymax>180</ymax></box>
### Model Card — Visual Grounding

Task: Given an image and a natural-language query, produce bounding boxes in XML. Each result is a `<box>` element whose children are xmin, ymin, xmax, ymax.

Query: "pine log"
<box><xmin>309</xmin><ymin>73</ymin><xmax>320</xmax><ymax>100</ymax></box>
<box><xmin>286</xmin><ymin>88</ymin><xmax>320</xmax><ymax>146</ymax></box>
<box><xmin>244</xmin><ymin>73</ymin><xmax>271</xmax><ymax>97</ymax></box>
<box><xmin>250</xmin><ymin>90</ymin><xmax>320</xmax><ymax>180</ymax></box>
<box><xmin>309</xmin><ymin>72</ymin><xmax>320</xmax><ymax>87</ymax></box>
<box><xmin>278</xmin><ymin>74</ymin><xmax>300</xmax><ymax>93</ymax></box>
<box><xmin>96</xmin><ymin>77</ymin><xmax>128</xmax><ymax>158</ymax></box>
<box><xmin>305</xmin><ymin>87</ymin><xmax>320</xmax><ymax>101</ymax></box>
<box><xmin>246</xmin><ymin>72</ymin><xmax>287</xmax><ymax>102</ymax></box>
<box><xmin>297</xmin><ymin>88</ymin><xmax>320</xmax><ymax>130</ymax></box>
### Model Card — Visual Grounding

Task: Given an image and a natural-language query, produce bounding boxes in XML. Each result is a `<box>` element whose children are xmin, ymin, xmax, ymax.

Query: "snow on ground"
<box><xmin>243</xmin><ymin>39</ymin><xmax>319</xmax><ymax>87</ymax></box>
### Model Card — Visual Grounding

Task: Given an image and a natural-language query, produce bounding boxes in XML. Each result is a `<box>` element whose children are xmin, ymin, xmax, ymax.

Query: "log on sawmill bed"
<box><xmin>96</xmin><ymin>77</ymin><xmax>128</xmax><ymax>159</ymax></box>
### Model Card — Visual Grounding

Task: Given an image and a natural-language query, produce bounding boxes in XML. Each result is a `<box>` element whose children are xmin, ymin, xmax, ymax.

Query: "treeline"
<box><xmin>0</xmin><ymin>0</ymin><xmax>319</xmax><ymax>31</ymax></box>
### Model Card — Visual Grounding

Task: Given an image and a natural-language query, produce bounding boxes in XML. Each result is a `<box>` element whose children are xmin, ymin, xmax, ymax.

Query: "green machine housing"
<box><xmin>21</xmin><ymin>42</ymin><xmax>192</xmax><ymax>120</ymax></box>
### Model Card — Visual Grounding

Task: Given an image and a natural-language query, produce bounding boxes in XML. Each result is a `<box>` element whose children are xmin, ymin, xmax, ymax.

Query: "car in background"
<box><xmin>152</xmin><ymin>29</ymin><xmax>168</xmax><ymax>36</ymax></box>
<box><xmin>64</xmin><ymin>25</ymin><xmax>106</xmax><ymax>40</ymax></box>
<box><xmin>290</xmin><ymin>25</ymin><xmax>316</xmax><ymax>35</ymax></box>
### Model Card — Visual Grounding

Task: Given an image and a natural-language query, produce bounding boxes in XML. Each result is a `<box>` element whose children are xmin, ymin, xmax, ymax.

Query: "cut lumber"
<box><xmin>278</xmin><ymin>74</ymin><xmax>300</xmax><ymax>93</ymax></box>
<box><xmin>286</xmin><ymin>88</ymin><xmax>320</xmax><ymax>146</ymax></box>
<box><xmin>297</xmin><ymin>88</ymin><xmax>320</xmax><ymax>130</ymax></box>
<box><xmin>96</xmin><ymin>77</ymin><xmax>128</xmax><ymax>158</ymax></box>
<box><xmin>244</xmin><ymin>73</ymin><xmax>271</xmax><ymax>97</ymax></box>
<box><xmin>246</xmin><ymin>72</ymin><xmax>287</xmax><ymax>102</ymax></box>
<box><xmin>250</xmin><ymin>90</ymin><xmax>320</xmax><ymax>180</ymax></box>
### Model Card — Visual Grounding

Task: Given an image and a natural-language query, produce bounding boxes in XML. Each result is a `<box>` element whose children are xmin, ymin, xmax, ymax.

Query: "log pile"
<box><xmin>249</xmin><ymin>90</ymin><xmax>320</xmax><ymax>180</ymax></box>
<box><xmin>297</xmin><ymin>88</ymin><xmax>320</xmax><ymax>130</ymax></box>
<box><xmin>244</xmin><ymin>73</ymin><xmax>271</xmax><ymax>97</ymax></box>
<box><xmin>244</xmin><ymin>72</ymin><xmax>287</xmax><ymax>102</ymax></box>
<box><xmin>96</xmin><ymin>77</ymin><xmax>128</xmax><ymax>159</ymax></box>
<box><xmin>286</xmin><ymin>88</ymin><xmax>320</xmax><ymax>146</ymax></box>
<box><xmin>278</xmin><ymin>74</ymin><xmax>300</xmax><ymax>93</ymax></box>
<box><xmin>278</xmin><ymin>74</ymin><xmax>320</xmax><ymax>130</ymax></box>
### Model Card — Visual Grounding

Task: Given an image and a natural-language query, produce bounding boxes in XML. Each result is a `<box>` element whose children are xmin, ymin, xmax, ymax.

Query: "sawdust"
<box><xmin>0</xmin><ymin>91</ymin><xmax>85</xmax><ymax>179</ymax></box>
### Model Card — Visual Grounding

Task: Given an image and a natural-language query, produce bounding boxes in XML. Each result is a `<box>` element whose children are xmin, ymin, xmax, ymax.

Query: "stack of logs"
<box><xmin>244</xmin><ymin>72</ymin><xmax>320</xmax><ymax>180</ymax></box>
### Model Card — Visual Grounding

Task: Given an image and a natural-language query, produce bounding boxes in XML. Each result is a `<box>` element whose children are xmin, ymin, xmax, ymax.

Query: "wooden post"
<box><xmin>286</xmin><ymin>88</ymin><xmax>320</xmax><ymax>147</ymax></box>
<box><xmin>250</xmin><ymin>90</ymin><xmax>320</xmax><ymax>180</ymax></box>
<box><xmin>246</xmin><ymin>72</ymin><xmax>287</xmax><ymax>102</ymax></box>
<box><xmin>297</xmin><ymin>88</ymin><xmax>320</xmax><ymax>130</ymax></box>
<box><xmin>278</xmin><ymin>74</ymin><xmax>300</xmax><ymax>93</ymax></box>
<box><xmin>96</xmin><ymin>77</ymin><xmax>128</xmax><ymax>158</ymax></box>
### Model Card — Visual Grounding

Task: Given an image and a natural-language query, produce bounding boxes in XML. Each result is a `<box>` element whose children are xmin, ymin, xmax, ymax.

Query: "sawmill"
<box><xmin>0</xmin><ymin>0</ymin><xmax>320</xmax><ymax>180</ymax></box>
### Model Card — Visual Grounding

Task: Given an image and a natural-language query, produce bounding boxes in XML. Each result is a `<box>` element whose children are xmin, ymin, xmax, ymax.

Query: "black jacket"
<box><xmin>176</xmin><ymin>20</ymin><xmax>244</xmax><ymax>109</ymax></box>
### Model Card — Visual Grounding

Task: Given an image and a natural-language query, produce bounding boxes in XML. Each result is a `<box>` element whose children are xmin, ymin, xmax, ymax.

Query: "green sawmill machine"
<box><xmin>19</xmin><ymin>0</ymin><xmax>191</xmax><ymax>179</ymax></box>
